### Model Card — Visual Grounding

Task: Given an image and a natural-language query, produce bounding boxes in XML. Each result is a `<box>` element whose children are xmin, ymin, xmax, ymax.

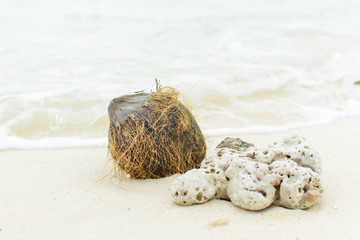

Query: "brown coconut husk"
<box><xmin>107</xmin><ymin>87</ymin><xmax>206</xmax><ymax>179</ymax></box>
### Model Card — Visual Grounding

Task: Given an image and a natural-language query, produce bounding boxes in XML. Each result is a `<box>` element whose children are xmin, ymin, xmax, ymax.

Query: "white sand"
<box><xmin>1</xmin><ymin>118</ymin><xmax>360</xmax><ymax>240</ymax></box>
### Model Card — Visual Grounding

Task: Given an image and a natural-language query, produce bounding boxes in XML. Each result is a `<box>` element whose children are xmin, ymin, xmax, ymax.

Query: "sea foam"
<box><xmin>1</xmin><ymin>0</ymin><xmax>360</xmax><ymax>149</ymax></box>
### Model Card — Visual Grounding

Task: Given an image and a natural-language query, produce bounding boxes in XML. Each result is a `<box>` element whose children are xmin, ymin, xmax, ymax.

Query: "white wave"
<box><xmin>1</xmin><ymin>0</ymin><xmax>360</xmax><ymax>149</ymax></box>
<box><xmin>204</xmin><ymin>100</ymin><xmax>360</xmax><ymax>137</ymax></box>
<box><xmin>0</xmin><ymin>136</ymin><xmax>107</xmax><ymax>150</ymax></box>
<box><xmin>203</xmin><ymin>125</ymin><xmax>288</xmax><ymax>136</ymax></box>
<box><xmin>1</xmin><ymin>100</ymin><xmax>360</xmax><ymax>150</ymax></box>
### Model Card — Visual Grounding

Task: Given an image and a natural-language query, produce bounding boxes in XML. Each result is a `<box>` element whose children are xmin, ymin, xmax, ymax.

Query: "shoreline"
<box><xmin>1</xmin><ymin>117</ymin><xmax>360</xmax><ymax>239</ymax></box>
<box><xmin>2</xmin><ymin>115</ymin><xmax>360</xmax><ymax>151</ymax></box>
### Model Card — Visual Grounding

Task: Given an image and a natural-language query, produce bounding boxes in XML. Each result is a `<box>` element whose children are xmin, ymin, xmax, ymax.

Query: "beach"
<box><xmin>1</xmin><ymin>1</ymin><xmax>360</xmax><ymax>239</ymax></box>
<box><xmin>1</xmin><ymin>117</ymin><xmax>360</xmax><ymax>240</ymax></box>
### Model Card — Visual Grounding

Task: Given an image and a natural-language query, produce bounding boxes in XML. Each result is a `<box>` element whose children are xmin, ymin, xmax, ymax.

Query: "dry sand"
<box><xmin>1</xmin><ymin>117</ymin><xmax>360</xmax><ymax>240</ymax></box>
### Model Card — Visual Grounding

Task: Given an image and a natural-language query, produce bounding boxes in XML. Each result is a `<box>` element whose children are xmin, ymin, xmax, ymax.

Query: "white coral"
<box><xmin>171</xmin><ymin>135</ymin><xmax>323</xmax><ymax>211</ymax></box>
<box><xmin>226</xmin><ymin>159</ymin><xmax>276</xmax><ymax>210</ymax></box>
<box><xmin>171</xmin><ymin>169</ymin><xmax>217</xmax><ymax>205</ymax></box>
<box><xmin>269</xmin><ymin>160</ymin><xmax>322</xmax><ymax>209</ymax></box>
<box><xmin>266</xmin><ymin>135</ymin><xmax>322</xmax><ymax>173</ymax></box>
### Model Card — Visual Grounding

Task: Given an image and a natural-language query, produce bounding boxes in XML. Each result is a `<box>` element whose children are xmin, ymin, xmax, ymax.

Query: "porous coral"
<box><xmin>108</xmin><ymin>87</ymin><xmax>206</xmax><ymax>179</ymax></box>
<box><xmin>171</xmin><ymin>135</ymin><xmax>323</xmax><ymax>210</ymax></box>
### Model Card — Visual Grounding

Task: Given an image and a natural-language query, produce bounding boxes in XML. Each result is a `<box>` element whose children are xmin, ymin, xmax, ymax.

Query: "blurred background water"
<box><xmin>1</xmin><ymin>0</ymin><xmax>360</xmax><ymax>149</ymax></box>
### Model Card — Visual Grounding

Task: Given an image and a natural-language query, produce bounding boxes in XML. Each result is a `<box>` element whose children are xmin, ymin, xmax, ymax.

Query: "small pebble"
<box><xmin>209</xmin><ymin>219</ymin><xmax>229</xmax><ymax>227</ymax></box>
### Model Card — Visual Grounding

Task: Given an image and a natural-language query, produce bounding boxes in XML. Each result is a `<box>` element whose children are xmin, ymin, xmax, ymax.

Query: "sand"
<box><xmin>1</xmin><ymin>117</ymin><xmax>360</xmax><ymax>240</ymax></box>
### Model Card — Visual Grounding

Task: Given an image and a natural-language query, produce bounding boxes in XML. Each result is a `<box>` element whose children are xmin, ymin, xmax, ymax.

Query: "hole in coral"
<box><xmin>259</xmin><ymin>190</ymin><xmax>267</xmax><ymax>197</ymax></box>
<box><xmin>275</xmin><ymin>186</ymin><xmax>280</xmax><ymax>200</ymax></box>
<box><xmin>183</xmin><ymin>201</ymin><xmax>187</xmax><ymax>204</ymax></box>
<box><xmin>216</xmin><ymin>171</ymin><xmax>220</xmax><ymax>174</ymax></box>
<box><xmin>308</xmin><ymin>177</ymin><xmax>312</xmax><ymax>183</ymax></box>
<box><xmin>286</xmin><ymin>155</ymin><xmax>291</xmax><ymax>159</ymax></box>
<box><xmin>304</xmin><ymin>185</ymin><xmax>310</xmax><ymax>192</ymax></box>
<box><xmin>175</xmin><ymin>192</ymin><xmax>178</xmax><ymax>197</ymax></box>
<box><xmin>246</xmin><ymin>153</ymin><xmax>254</xmax><ymax>158</ymax></box>
<box><xmin>183</xmin><ymin>191</ymin><xmax>187</xmax><ymax>196</ymax></box>
<box><xmin>287</xmin><ymin>174</ymin><xmax>290</xmax><ymax>178</ymax></box>
<box><xmin>196</xmin><ymin>192</ymin><xmax>203</xmax><ymax>201</ymax></box>
<box><xmin>310</xmin><ymin>154</ymin><xmax>313</xmax><ymax>157</ymax></box>
<box><xmin>264</xmin><ymin>151</ymin><xmax>268</xmax><ymax>155</ymax></box>
<box><xmin>226</xmin><ymin>177</ymin><xmax>230</xmax><ymax>181</ymax></box>
<box><xmin>210</xmin><ymin>169</ymin><xmax>215</xmax><ymax>173</ymax></box>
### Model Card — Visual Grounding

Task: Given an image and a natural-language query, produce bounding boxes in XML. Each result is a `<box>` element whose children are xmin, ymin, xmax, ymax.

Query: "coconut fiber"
<box><xmin>108</xmin><ymin>87</ymin><xmax>206</xmax><ymax>179</ymax></box>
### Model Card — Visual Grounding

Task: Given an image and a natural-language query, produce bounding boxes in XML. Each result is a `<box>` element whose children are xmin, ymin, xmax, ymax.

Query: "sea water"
<box><xmin>1</xmin><ymin>0</ymin><xmax>360</xmax><ymax>149</ymax></box>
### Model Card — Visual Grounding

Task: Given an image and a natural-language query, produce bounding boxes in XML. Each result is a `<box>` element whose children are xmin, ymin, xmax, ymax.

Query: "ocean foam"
<box><xmin>0</xmin><ymin>136</ymin><xmax>108</xmax><ymax>150</ymax></box>
<box><xmin>1</xmin><ymin>0</ymin><xmax>360</xmax><ymax>149</ymax></box>
<box><xmin>2</xmin><ymin>100</ymin><xmax>360</xmax><ymax>150</ymax></box>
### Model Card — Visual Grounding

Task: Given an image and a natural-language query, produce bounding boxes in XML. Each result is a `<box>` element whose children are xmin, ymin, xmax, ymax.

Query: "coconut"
<box><xmin>107</xmin><ymin>87</ymin><xmax>206</xmax><ymax>179</ymax></box>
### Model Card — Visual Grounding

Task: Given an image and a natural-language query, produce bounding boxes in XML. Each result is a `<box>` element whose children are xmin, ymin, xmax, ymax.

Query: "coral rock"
<box><xmin>171</xmin><ymin>135</ymin><xmax>323</xmax><ymax>211</ymax></box>
<box><xmin>226</xmin><ymin>158</ymin><xmax>276</xmax><ymax>210</ymax></box>
<box><xmin>269</xmin><ymin>160</ymin><xmax>322</xmax><ymax>209</ymax></box>
<box><xmin>171</xmin><ymin>169</ymin><xmax>217</xmax><ymax>205</ymax></box>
